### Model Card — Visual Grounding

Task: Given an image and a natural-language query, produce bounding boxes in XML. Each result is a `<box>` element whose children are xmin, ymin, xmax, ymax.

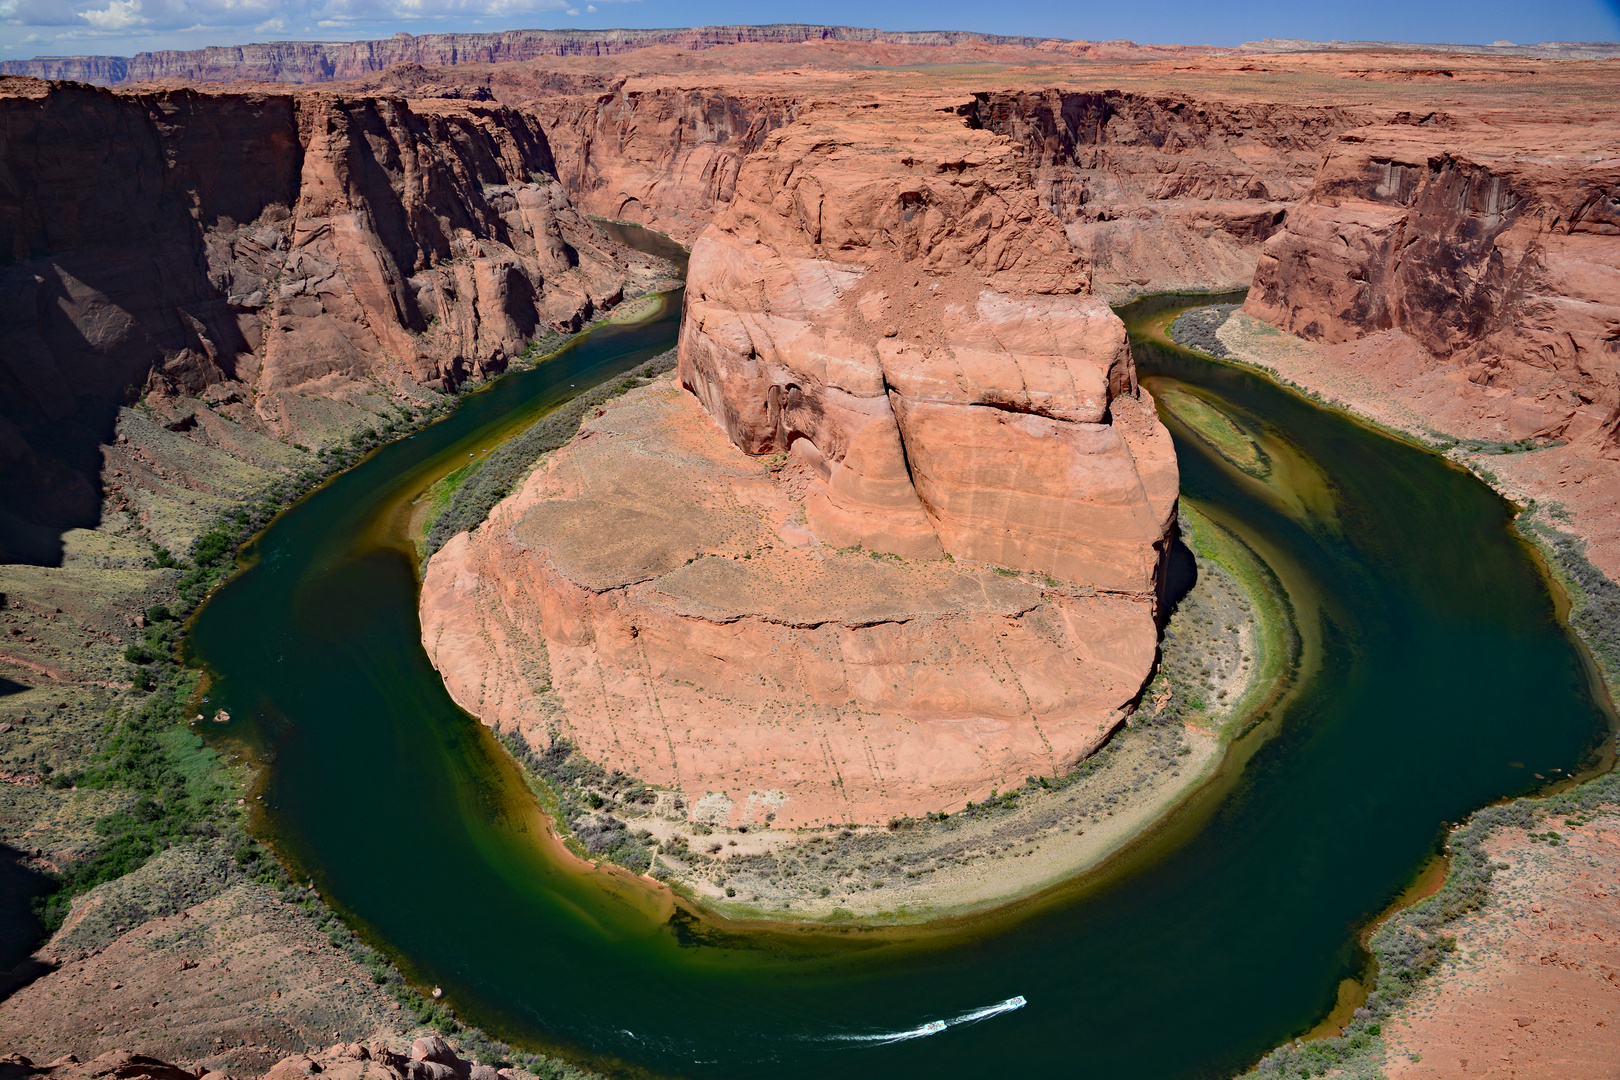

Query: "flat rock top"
<box><xmin>507</xmin><ymin>377</ymin><xmax>1045</xmax><ymax>622</ymax></box>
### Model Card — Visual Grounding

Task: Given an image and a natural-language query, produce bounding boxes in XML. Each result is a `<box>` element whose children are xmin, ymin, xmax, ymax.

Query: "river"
<box><xmin>186</xmin><ymin>234</ymin><xmax>1613</xmax><ymax>1079</ymax></box>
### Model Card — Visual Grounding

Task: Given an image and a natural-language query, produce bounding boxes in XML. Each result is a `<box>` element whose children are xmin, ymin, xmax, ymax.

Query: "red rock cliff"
<box><xmin>677</xmin><ymin>97</ymin><xmax>1179</xmax><ymax>594</ymax></box>
<box><xmin>1244</xmin><ymin>114</ymin><xmax>1620</xmax><ymax>443</ymax></box>
<box><xmin>0</xmin><ymin>77</ymin><xmax>657</xmax><ymax>555</ymax></box>
<box><xmin>529</xmin><ymin>87</ymin><xmax>800</xmax><ymax>244</ymax></box>
<box><xmin>963</xmin><ymin>90</ymin><xmax>1363</xmax><ymax>300</ymax></box>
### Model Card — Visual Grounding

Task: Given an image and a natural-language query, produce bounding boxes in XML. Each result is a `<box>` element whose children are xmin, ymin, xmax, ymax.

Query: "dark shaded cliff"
<box><xmin>0</xmin><ymin>77</ymin><xmax>655</xmax><ymax>564</ymax></box>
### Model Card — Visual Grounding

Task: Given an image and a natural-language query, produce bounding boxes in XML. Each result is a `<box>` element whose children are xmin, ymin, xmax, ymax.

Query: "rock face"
<box><xmin>0</xmin><ymin>77</ymin><xmax>661</xmax><ymax>561</ymax></box>
<box><xmin>962</xmin><ymin>90</ymin><xmax>1363</xmax><ymax>301</ymax></box>
<box><xmin>422</xmin><ymin>379</ymin><xmax>1159</xmax><ymax>827</ymax></box>
<box><xmin>1244</xmin><ymin>115</ymin><xmax>1620</xmax><ymax>444</ymax></box>
<box><xmin>423</xmin><ymin>100</ymin><xmax>1175</xmax><ymax>827</ymax></box>
<box><xmin>530</xmin><ymin>88</ymin><xmax>800</xmax><ymax>244</ymax></box>
<box><xmin>530</xmin><ymin>83</ymin><xmax>1361</xmax><ymax>300</ymax></box>
<box><xmin>678</xmin><ymin>100</ymin><xmax>1178</xmax><ymax>591</ymax></box>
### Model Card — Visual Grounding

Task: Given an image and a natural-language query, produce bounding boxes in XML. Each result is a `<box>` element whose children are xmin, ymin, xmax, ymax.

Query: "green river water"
<box><xmin>186</xmin><ymin>233</ymin><xmax>1613</xmax><ymax>1079</ymax></box>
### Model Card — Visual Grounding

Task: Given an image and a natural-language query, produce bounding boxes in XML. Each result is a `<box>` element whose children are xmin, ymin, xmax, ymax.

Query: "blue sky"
<box><xmin>1</xmin><ymin>0</ymin><xmax>1616</xmax><ymax>60</ymax></box>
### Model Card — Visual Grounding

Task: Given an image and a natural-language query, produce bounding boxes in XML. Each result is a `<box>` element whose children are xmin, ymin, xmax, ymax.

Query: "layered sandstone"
<box><xmin>678</xmin><ymin>100</ymin><xmax>1179</xmax><ymax>590</ymax></box>
<box><xmin>963</xmin><ymin>90</ymin><xmax>1363</xmax><ymax>301</ymax></box>
<box><xmin>524</xmin><ymin>80</ymin><xmax>1359</xmax><ymax>297</ymax></box>
<box><xmin>1245</xmin><ymin>114</ymin><xmax>1620</xmax><ymax>447</ymax></box>
<box><xmin>422</xmin><ymin>378</ymin><xmax>1158</xmax><ymax>827</ymax></box>
<box><xmin>423</xmin><ymin>99</ymin><xmax>1176</xmax><ymax>826</ymax></box>
<box><xmin>529</xmin><ymin>89</ymin><xmax>799</xmax><ymax>244</ymax></box>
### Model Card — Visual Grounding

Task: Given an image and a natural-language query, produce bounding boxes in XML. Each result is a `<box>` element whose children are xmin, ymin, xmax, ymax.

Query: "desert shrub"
<box><xmin>1167</xmin><ymin>303</ymin><xmax>1242</xmax><ymax>359</ymax></box>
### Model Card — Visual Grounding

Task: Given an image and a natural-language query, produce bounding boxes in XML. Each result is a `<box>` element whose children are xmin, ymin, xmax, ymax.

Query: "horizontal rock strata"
<box><xmin>678</xmin><ymin>100</ymin><xmax>1179</xmax><ymax>591</ymax></box>
<box><xmin>422</xmin><ymin>379</ymin><xmax>1157</xmax><ymax>827</ymax></box>
<box><xmin>963</xmin><ymin>90</ymin><xmax>1364</xmax><ymax>301</ymax></box>
<box><xmin>1244</xmin><ymin>114</ymin><xmax>1620</xmax><ymax>450</ymax></box>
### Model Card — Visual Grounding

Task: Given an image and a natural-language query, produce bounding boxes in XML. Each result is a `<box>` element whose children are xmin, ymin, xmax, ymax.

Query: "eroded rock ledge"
<box><xmin>421</xmin><ymin>100</ymin><xmax>1177</xmax><ymax>828</ymax></box>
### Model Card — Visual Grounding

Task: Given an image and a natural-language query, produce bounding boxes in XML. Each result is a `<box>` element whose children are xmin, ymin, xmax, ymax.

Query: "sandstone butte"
<box><xmin>421</xmin><ymin>98</ymin><xmax>1179</xmax><ymax>827</ymax></box>
<box><xmin>417</xmin><ymin>52</ymin><xmax>1620</xmax><ymax>829</ymax></box>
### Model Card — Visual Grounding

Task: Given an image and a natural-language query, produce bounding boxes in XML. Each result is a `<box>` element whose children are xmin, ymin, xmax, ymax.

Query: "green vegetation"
<box><xmin>422</xmin><ymin>348</ymin><xmax>678</xmax><ymax>555</ymax></box>
<box><xmin>35</xmin><ymin>671</ymin><xmax>235</xmax><ymax>931</ymax></box>
<box><xmin>1166</xmin><ymin>302</ymin><xmax>1241</xmax><ymax>359</ymax></box>
<box><xmin>1518</xmin><ymin>503</ymin><xmax>1620</xmax><ymax>687</ymax></box>
<box><xmin>497</xmin><ymin>731</ymin><xmax>657</xmax><ymax>872</ymax></box>
<box><xmin>1155</xmin><ymin>384</ymin><xmax>1270</xmax><ymax>479</ymax></box>
<box><xmin>44</xmin><ymin>401</ymin><xmax>456</xmax><ymax>933</ymax></box>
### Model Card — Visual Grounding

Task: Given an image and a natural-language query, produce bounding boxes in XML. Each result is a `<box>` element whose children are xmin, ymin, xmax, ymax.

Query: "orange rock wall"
<box><xmin>1245</xmin><ymin>116</ymin><xmax>1620</xmax><ymax>447</ymax></box>
<box><xmin>963</xmin><ymin>90</ymin><xmax>1364</xmax><ymax>300</ymax></box>
<box><xmin>530</xmin><ymin>88</ymin><xmax>800</xmax><ymax>243</ymax></box>
<box><xmin>676</xmin><ymin>100</ymin><xmax>1179</xmax><ymax>593</ymax></box>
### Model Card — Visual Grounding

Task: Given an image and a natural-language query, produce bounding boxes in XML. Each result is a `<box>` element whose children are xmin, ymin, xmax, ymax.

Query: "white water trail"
<box><xmin>815</xmin><ymin>995</ymin><xmax>1025</xmax><ymax>1046</ymax></box>
<box><xmin>947</xmin><ymin>995</ymin><xmax>1027</xmax><ymax>1026</ymax></box>
<box><xmin>822</xmin><ymin>1020</ymin><xmax>946</xmax><ymax>1046</ymax></box>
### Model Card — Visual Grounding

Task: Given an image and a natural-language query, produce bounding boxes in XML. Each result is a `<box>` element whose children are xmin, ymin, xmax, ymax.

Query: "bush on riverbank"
<box><xmin>422</xmin><ymin>349</ymin><xmax>678</xmax><ymax>556</ymax></box>
<box><xmin>1519</xmin><ymin>506</ymin><xmax>1620</xmax><ymax>687</ymax></box>
<box><xmin>1167</xmin><ymin>304</ymin><xmax>1241</xmax><ymax>359</ymax></box>
<box><xmin>497</xmin><ymin>730</ymin><xmax>657</xmax><ymax>871</ymax></box>
<box><xmin>41</xmin><ymin>401</ymin><xmax>459</xmax><ymax>933</ymax></box>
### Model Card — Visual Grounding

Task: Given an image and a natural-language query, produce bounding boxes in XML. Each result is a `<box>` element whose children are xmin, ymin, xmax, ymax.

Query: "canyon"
<box><xmin>0</xmin><ymin>76</ymin><xmax>673</xmax><ymax>564</ymax></box>
<box><xmin>0</xmin><ymin>27</ymin><xmax>1616</xmax><ymax>1080</ymax></box>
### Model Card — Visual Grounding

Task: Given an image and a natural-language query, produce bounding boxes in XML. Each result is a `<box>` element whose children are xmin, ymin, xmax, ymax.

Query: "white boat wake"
<box><xmin>816</xmin><ymin>995</ymin><xmax>1026</xmax><ymax>1046</ymax></box>
<box><xmin>947</xmin><ymin>995</ymin><xmax>1028</xmax><ymax>1026</ymax></box>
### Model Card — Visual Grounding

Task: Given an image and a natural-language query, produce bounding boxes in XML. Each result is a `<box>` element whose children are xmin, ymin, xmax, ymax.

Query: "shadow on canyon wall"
<box><xmin>0</xmin><ymin>844</ymin><xmax>54</xmax><ymax>1002</ymax></box>
<box><xmin>0</xmin><ymin>85</ymin><xmax>300</xmax><ymax>566</ymax></box>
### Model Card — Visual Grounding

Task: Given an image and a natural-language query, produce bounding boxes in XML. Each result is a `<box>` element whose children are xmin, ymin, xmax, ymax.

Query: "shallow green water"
<box><xmin>187</xmin><ymin>267</ymin><xmax>1612</xmax><ymax>1079</ymax></box>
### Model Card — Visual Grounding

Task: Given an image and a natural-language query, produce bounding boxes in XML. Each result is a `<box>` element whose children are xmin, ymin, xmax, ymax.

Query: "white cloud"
<box><xmin>78</xmin><ymin>0</ymin><xmax>147</xmax><ymax>29</ymax></box>
<box><xmin>0</xmin><ymin>0</ymin><xmax>622</xmax><ymax>56</ymax></box>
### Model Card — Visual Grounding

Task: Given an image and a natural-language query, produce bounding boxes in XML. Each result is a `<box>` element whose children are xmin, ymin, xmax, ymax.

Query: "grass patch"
<box><xmin>1156</xmin><ymin>384</ymin><xmax>1270</xmax><ymax>480</ymax></box>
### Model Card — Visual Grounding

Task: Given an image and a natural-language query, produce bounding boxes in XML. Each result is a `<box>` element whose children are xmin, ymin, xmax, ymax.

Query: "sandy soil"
<box><xmin>1383</xmin><ymin>810</ymin><xmax>1620</xmax><ymax>1079</ymax></box>
<box><xmin>0</xmin><ymin>873</ymin><xmax>413</xmax><ymax>1073</ymax></box>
